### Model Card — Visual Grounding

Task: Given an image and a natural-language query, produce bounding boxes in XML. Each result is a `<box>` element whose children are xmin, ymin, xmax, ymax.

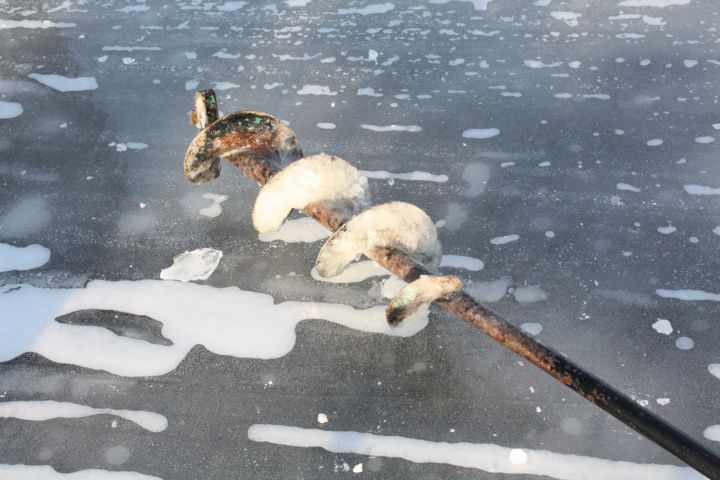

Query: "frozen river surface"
<box><xmin>1</xmin><ymin>0</ymin><xmax>719</xmax><ymax>478</ymax></box>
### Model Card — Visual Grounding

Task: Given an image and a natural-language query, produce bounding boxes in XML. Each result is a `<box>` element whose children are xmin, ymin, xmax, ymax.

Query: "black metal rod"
<box><xmin>186</xmin><ymin>90</ymin><xmax>720</xmax><ymax>479</ymax></box>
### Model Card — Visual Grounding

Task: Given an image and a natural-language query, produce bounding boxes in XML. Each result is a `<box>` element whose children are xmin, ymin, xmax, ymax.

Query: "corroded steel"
<box><xmin>183</xmin><ymin>90</ymin><xmax>720</xmax><ymax>479</ymax></box>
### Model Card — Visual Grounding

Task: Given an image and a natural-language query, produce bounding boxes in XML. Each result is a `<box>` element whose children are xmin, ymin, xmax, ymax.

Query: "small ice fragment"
<box><xmin>297</xmin><ymin>84</ymin><xmax>337</xmax><ymax>95</ymax></box>
<box><xmin>317</xmin><ymin>413</ymin><xmax>328</xmax><ymax>424</ymax></box>
<box><xmin>28</xmin><ymin>73</ymin><xmax>97</xmax><ymax>92</ymax></box>
<box><xmin>545</xmin><ymin>231</ymin><xmax>555</xmax><ymax>238</ymax></box>
<box><xmin>465</xmin><ymin>277</ymin><xmax>512</xmax><ymax>303</ymax></box>
<box><xmin>656</xmin><ymin>398</ymin><xmax>670</xmax><ymax>405</ymax></box>
<box><xmin>490</xmin><ymin>234</ymin><xmax>520</xmax><ymax>245</ymax></box>
<box><xmin>684</xmin><ymin>185</ymin><xmax>720</xmax><ymax>195</ymax></box>
<box><xmin>253</xmin><ymin>154</ymin><xmax>368</xmax><ymax>233</ymax></box>
<box><xmin>651</xmin><ymin>319</ymin><xmax>673</xmax><ymax>335</ymax></box>
<box><xmin>646</xmin><ymin>138</ymin><xmax>663</xmax><ymax>147</ymax></box>
<box><xmin>160</xmin><ymin>248</ymin><xmax>223</xmax><ymax>282</ymax></box>
<box><xmin>657</xmin><ymin>225</ymin><xmax>676</xmax><ymax>234</ymax></box>
<box><xmin>440</xmin><ymin>255</ymin><xmax>484</xmax><ymax>271</ymax></box>
<box><xmin>520</xmin><ymin>323</ymin><xmax>543</xmax><ymax>335</ymax></box>
<box><xmin>317</xmin><ymin>122</ymin><xmax>336</xmax><ymax>129</ymax></box>
<box><xmin>550</xmin><ymin>11</ymin><xmax>581</xmax><ymax>27</ymax></box>
<box><xmin>462</xmin><ymin>128</ymin><xmax>500</xmax><ymax>139</ymax></box>
<box><xmin>675</xmin><ymin>336</ymin><xmax>694</xmax><ymax>350</ymax></box>
<box><xmin>353</xmin><ymin>463</ymin><xmax>363</xmax><ymax>473</ymax></box>
<box><xmin>360</xmin><ymin>124</ymin><xmax>422</xmax><ymax>132</ymax></box>
<box><xmin>709</xmin><ymin>364</ymin><xmax>720</xmax><ymax>380</ymax></box>
<box><xmin>695</xmin><ymin>136</ymin><xmax>715</xmax><ymax>144</ymax></box>
<box><xmin>315</xmin><ymin>202</ymin><xmax>441</xmax><ymax>277</ymax></box>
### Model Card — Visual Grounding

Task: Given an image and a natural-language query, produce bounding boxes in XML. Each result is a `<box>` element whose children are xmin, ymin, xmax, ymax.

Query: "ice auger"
<box><xmin>183</xmin><ymin>89</ymin><xmax>720</xmax><ymax>479</ymax></box>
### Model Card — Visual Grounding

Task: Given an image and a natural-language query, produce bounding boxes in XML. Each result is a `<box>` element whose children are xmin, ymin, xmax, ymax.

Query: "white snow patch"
<box><xmin>357</xmin><ymin>87</ymin><xmax>383</xmax><ymax>97</ymax></box>
<box><xmin>360</xmin><ymin>124</ymin><xmax>422</xmax><ymax>132</ymax></box>
<box><xmin>102</xmin><ymin>46</ymin><xmax>161</xmax><ymax>51</ymax></box>
<box><xmin>524</xmin><ymin>60</ymin><xmax>563</xmax><ymax>69</ymax></box>
<box><xmin>704</xmin><ymin>425</ymin><xmax>720</xmax><ymax>442</ymax></box>
<box><xmin>709</xmin><ymin>364</ymin><xmax>720</xmax><ymax>380</ymax></box>
<box><xmin>0</xmin><ymin>400</ymin><xmax>167</xmax><ymax>432</ymax></box>
<box><xmin>657</xmin><ymin>225</ymin><xmax>676</xmax><ymax>234</ymax></box>
<box><xmin>317</xmin><ymin>122</ymin><xmax>336</xmax><ymax>130</ymax></box>
<box><xmin>462</xmin><ymin>128</ymin><xmax>500</xmax><ymax>139</ymax></box>
<box><xmin>618</xmin><ymin>0</ymin><xmax>690</xmax><ymax>6</ymax></box>
<box><xmin>28</xmin><ymin>73</ymin><xmax>97</xmax><ymax>92</ymax></box>
<box><xmin>248</xmin><ymin>424</ymin><xmax>698</xmax><ymax>480</ymax></box>
<box><xmin>159</xmin><ymin>248</ymin><xmax>223</xmax><ymax>282</ymax></box>
<box><xmin>656</xmin><ymin>289</ymin><xmax>720</xmax><ymax>301</ymax></box>
<box><xmin>550</xmin><ymin>11</ymin><xmax>581</xmax><ymax>27</ymax></box>
<box><xmin>216</xmin><ymin>1</ymin><xmax>248</xmax><ymax>11</ymax></box>
<box><xmin>199</xmin><ymin>193</ymin><xmax>228</xmax><ymax>218</ymax></box>
<box><xmin>440</xmin><ymin>255</ymin><xmax>484</xmax><ymax>271</ymax></box>
<box><xmin>0</xmin><ymin>20</ymin><xmax>76</xmax><ymax>29</ymax></box>
<box><xmin>212</xmin><ymin>82</ymin><xmax>240</xmax><ymax>91</ymax></box>
<box><xmin>0</xmin><ymin>279</ymin><xmax>427</xmax><ymax>377</ymax></box>
<box><xmin>651</xmin><ymin>319</ymin><xmax>673</xmax><ymax>335</ymax></box>
<box><xmin>683</xmin><ymin>185</ymin><xmax>720</xmax><ymax>195</ymax></box>
<box><xmin>259</xmin><ymin>217</ymin><xmax>331</xmax><ymax>243</ymax></box>
<box><xmin>617</xmin><ymin>183</ymin><xmax>641</xmax><ymax>192</ymax></box>
<box><xmin>359</xmin><ymin>170</ymin><xmax>448</xmax><ymax>183</ymax></box>
<box><xmin>185</xmin><ymin>80</ymin><xmax>199</xmax><ymax>91</ymax></box>
<box><xmin>694</xmin><ymin>136</ymin><xmax>715</xmax><ymax>144</ymax></box>
<box><xmin>429</xmin><ymin>0</ymin><xmax>494</xmax><ymax>11</ymax></box>
<box><xmin>466</xmin><ymin>277</ymin><xmax>512</xmax><ymax>303</ymax></box>
<box><xmin>513</xmin><ymin>286</ymin><xmax>548</xmax><ymax>304</ymax></box>
<box><xmin>491</xmin><ymin>234</ymin><xmax>520</xmax><ymax>245</ymax></box>
<box><xmin>337</xmin><ymin>3</ymin><xmax>395</xmax><ymax>15</ymax></box>
<box><xmin>0</xmin><ymin>464</ymin><xmax>163</xmax><ymax>479</ymax></box>
<box><xmin>0</xmin><ymin>243</ymin><xmax>50</xmax><ymax>273</ymax></box>
<box><xmin>286</xmin><ymin>0</ymin><xmax>312</xmax><ymax>6</ymax></box>
<box><xmin>311</xmin><ymin>260</ymin><xmax>391</xmax><ymax>284</ymax></box>
<box><xmin>520</xmin><ymin>323</ymin><xmax>543</xmax><ymax>335</ymax></box>
<box><xmin>317</xmin><ymin>413</ymin><xmax>328</xmax><ymax>424</ymax></box>
<box><xmin>646</xmin><ymin>138</ymin><xmax>663</xmax><ymax>146</ymax></box>
<box><xmin>117</xmin><ymin>5</ymin><xmax>150</xmax><ymax>12</ymax></box>
<box><xmin>273</xmin><ymin>53</ymin><xmax>321</xmax><ymax>61</ymax></box>
<box><xmin>0</xmin><ymin>101</ymin><xmax>23</xmax><ymax>119</ymax></box>
<box><xmin>298</xmin><ymin>84</ymin><xmax>337</xmax><ymax>95</ymax></box>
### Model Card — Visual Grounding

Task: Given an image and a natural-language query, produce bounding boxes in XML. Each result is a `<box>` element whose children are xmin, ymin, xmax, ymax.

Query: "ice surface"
<box><xmin>0</xmin><ymin>400</ymin><xmax>167</xmax><ymax>433</ymax></box>
<box><xmin>315</xmin><ymin>202</ymin><xmax>442</xmax><ymax>277</ymax></box>
<box><xmin>461</xmin><ymin>162</ymin><xmax>490</xmax><ymax>197</ymax></box>
<box><xmin>253</xmin><ymin>154</ymin><xmax>368</xmax><ymax>233</ymax></box>
<box><xmin>0</xmin><ymin>100</ymin><xmax>23</xmax><ymax>119</ymax></box>
<box><xmin>248</xmin><ymin>424</ymin><xmax>702</xmax><ymax>480</ymax></box>
<box><xmin>0</xmin><ymin>279</ymin><xmax>428</xmax><ymax>377</ymax></box>
<box><xmin>159</xmin><ymin>248</ymin><xmax>223</xmax><ymax>282</ymax></box>
<box><xmin>0</xmin><ymin>243</ymin><xmax>50</xmax><ymax>273</ymax></box>
<box><xmin>0</xmin><ymin>464</ymin><xmax>163</xmax><ymax>479</ymax></box>
<box><xmin>0</xmin><ymin>197</ymin><xmax>52</xmax><ymax>238</ymax></box>
<box><xmin>674</xmin><ymin>337</ymin><xmax>694</xmax><ymax>350</ymax></box>
<box><xmin>258</xmin><ymin>217</ymin><xmax>331</xmax><ymax>243</ymax></box>
<box><xmin>28</xmin><ymin>73</ymin><xmax>97</xmax><ymax>92</ymax></box>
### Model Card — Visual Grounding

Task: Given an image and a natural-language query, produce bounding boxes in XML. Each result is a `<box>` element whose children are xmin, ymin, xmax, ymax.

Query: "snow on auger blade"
<box><xmin>387</xmin><ymin>275</ymin><xmax>462</xmax><ymax>326</ymax></box>
<box><xmin>181</xmin><ymin>90</ymin><xmax>720</xmax><ymax>479</ymax></box>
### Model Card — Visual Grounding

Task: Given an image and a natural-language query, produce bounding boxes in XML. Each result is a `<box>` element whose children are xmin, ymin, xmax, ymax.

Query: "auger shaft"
<box><xmin>189</xmin><ymin>90</ymin><xmax>720</xmax><ymax>479</ymax></box>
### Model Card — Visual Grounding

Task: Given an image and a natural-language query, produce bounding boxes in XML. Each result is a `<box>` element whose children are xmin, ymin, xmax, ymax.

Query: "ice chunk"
<box><xmin>253</xmin><ymin>154</ymin><xmax>369</xmax><ymax>233</ymax></box>
<box><xmin>258</xmin><ymin>217</ymin><xmax>331</xmax><ymax>243</ymax></box>
<box><xmin>315</xmin><ymin>202</ymin><xmax>442</xmax><ymax>278</ymax></box>
<box><xmin>0</xmin><ymin>243</ymin><xmax>50</xmax><ymax>273</ymax></box>
<box><xmin>28</xmin><ymin>73</ymin><xmax>97</xmax><ymax>92</ymax></box>
<box><xmin>160</xmin><ymin>248</ymin><xmax>222</xmax><ymax>282</ymax></box>
<box><xmin>387</xmin><ymin>275</ymin><xmax>461</xmax><ymax>326</ymax></box>
<box><xmin>0</xmin><ymin>101</ymin><xmax>23</xmax><ymax>119</ymax></box>
<box><xmin>652</xmin><ymin>318</ymin><xmax>673</xmax><ymax>335</ymax></box>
